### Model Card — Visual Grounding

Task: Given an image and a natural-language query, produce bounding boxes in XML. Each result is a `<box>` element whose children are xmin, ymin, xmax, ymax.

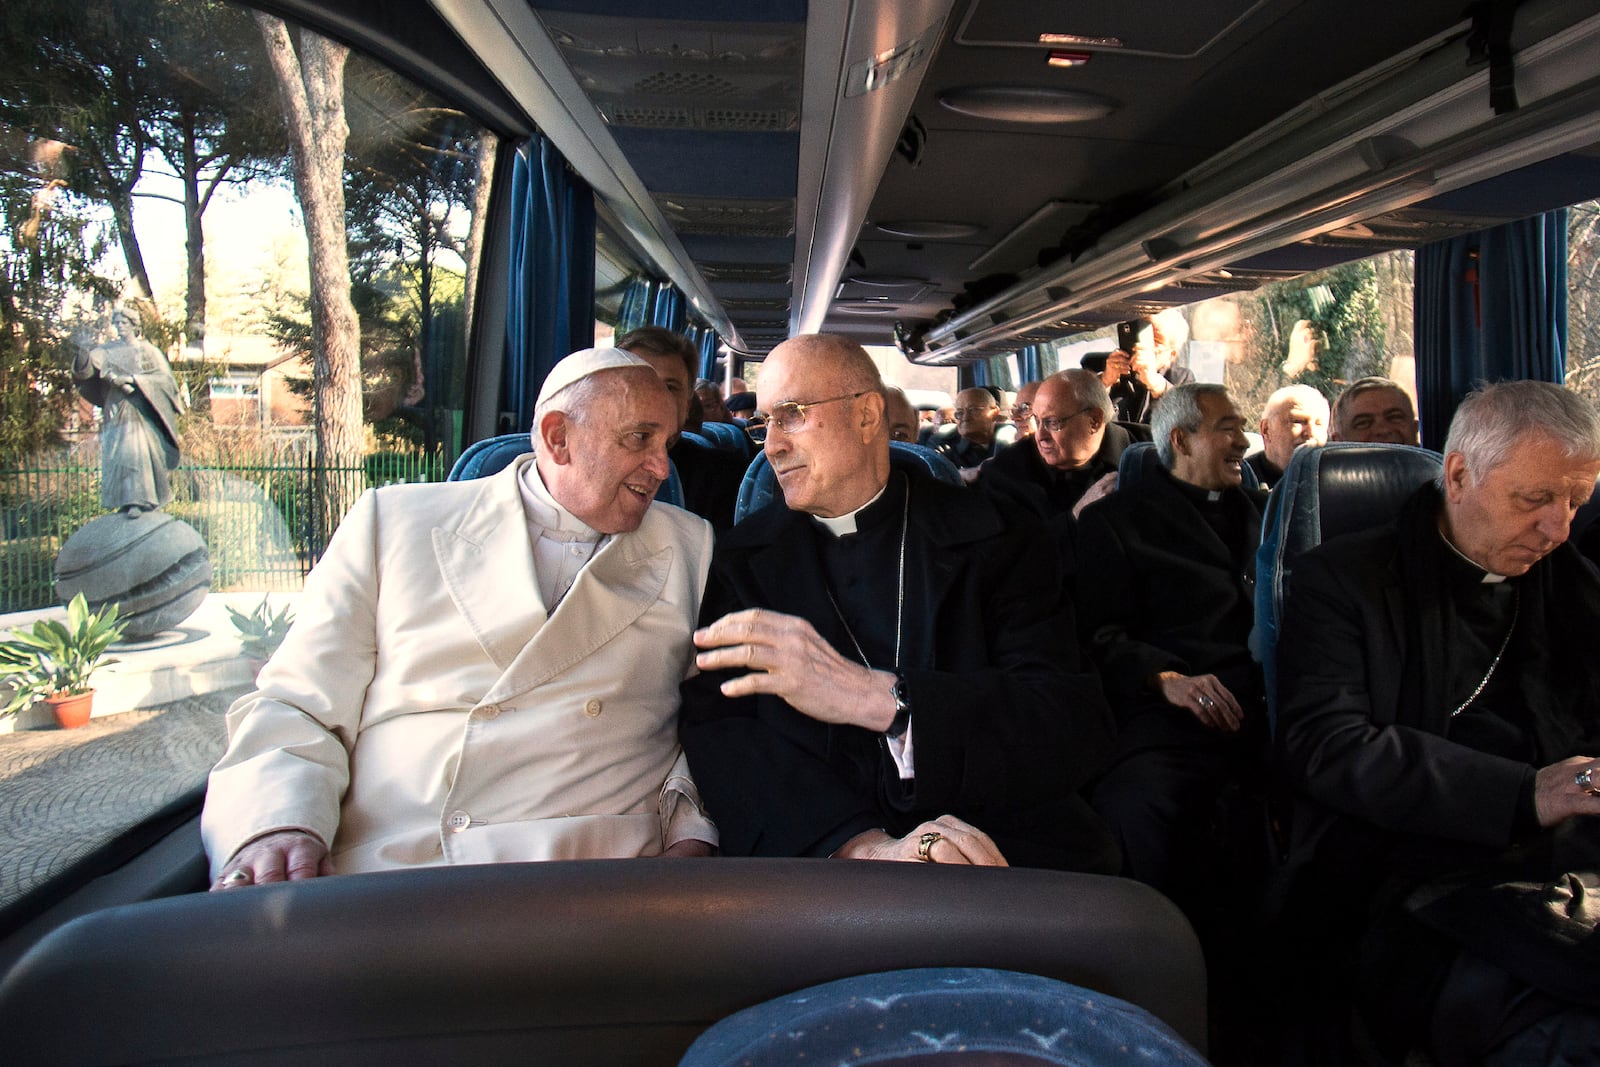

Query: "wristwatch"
<box><xmin>886</xmin><ymin>673</ymin><xmax>911</xmax><ymax>739</ymax></box>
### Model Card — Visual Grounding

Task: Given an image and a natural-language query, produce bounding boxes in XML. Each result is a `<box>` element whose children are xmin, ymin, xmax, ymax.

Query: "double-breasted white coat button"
<box><xmin>446</xmin><ymin>811</ymin><xmax>471</xmax><ymax>832</ymax></box>
<box><xmin>584</xmin><ymin>698</ymin><xmax>602</xmax><ymax>717</ymax></box>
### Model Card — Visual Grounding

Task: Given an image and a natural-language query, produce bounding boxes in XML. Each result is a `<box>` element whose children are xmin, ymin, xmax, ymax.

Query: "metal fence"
<box><xmin>0</xmin><ymin>450</ymin><xmax>446</xmax><ymax>613</ymax></box>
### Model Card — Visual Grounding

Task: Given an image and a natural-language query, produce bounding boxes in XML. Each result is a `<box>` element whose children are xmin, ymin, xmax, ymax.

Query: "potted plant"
<box><xmin>227</xmin><ymin>596</ymin><xmax>294</xmax><ymax>679</ymax></box>
<box><xmin>0</xmin><ymin>593</ymin><xmax>126</xmax><ymax>728</ymax></box>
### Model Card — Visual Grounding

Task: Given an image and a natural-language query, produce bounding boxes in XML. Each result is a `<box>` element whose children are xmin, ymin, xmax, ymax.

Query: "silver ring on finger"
<box><xmin>224</xmin><ymin>868</ymin><xmax>253</xmax><ymax>886</ymax></box>
<box><xmin>1578</xmin><ymin>767</ymin><xmax>1600</xmax><ymax>797</ymax></box>
<box><xmin>1198</xmin><ymin>696</ymin><xmax>1214</xmax><ymax>709</ymax></box>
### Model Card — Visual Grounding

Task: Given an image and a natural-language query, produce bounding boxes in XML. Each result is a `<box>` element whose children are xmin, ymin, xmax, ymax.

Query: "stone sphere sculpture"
<box><xmin>55</xmin><ymin>511</ymin><xmax>212</xmax><ymax>639</ymax></box>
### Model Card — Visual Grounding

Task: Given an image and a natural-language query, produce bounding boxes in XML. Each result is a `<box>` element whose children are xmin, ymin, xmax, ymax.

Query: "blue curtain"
<box><xmin>652</xmin><ymin>286</ymin><xmax>687</xmax><ymax>333</ymax></box>
<box><xmin>503</xmin><ymin>135</ymin><xmax>596</xmax><ymax>433</ymax></box>
<box><xmin>616</xmin><ymin>276</ymin><xmax>691</xmax><ymax>336</ymax></box>
<box><xmin>690</xmin><ymin>326</ymin><xmax>719</xmax><ymax>379</ymax></box>
<box><xmin>617</xmin><ymin>277</ymin><xmax>656</xmax><ymax>334</ymax></box>
<box><xmin>1017</xmin><ymin>344</ymin><xmax>1041</xmax><ymax>383</ymax></box>
<box><xmin>1414</xmin><ymin>210</ymin><xmax>1567</xmax><ymax>449</ymax></box>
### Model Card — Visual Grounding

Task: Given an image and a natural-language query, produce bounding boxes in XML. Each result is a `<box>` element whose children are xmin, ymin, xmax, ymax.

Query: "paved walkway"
<box><xmin>0</xmin><ymin>686</ymin><xmax>248</xmax><ymax>909</ymax></box>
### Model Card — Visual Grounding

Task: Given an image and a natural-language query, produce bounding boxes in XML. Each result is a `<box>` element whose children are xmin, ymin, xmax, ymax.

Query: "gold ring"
<box><xmin>917</xmin><ymin>831</ymin><xmax>942</xmax><ymax>862</ymax></box>
<box><xmin>1579</xmin><ymin>767</ymin><xmax>1600</xmax><ymax>797</ymax></box>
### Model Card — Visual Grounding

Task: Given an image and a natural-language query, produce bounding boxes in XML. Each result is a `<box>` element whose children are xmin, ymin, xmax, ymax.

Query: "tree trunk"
<box><xmin>254</xmin><ymin>13</ymin><xmax>363</xmax><ymax>551</ymax></box>
<box><xmin>83</xmin><ymin>134</ymin><xmax>154</xmax><ymax>302</ymax></box>
<box><xmin>463</xmin><ymin>132</ymin><xmax>497</xmax><ymax>353</ymax></box>
<box><xmin>181</xmin><ymin>116</ymin><xmax>207</xmax><ymax>348</ymax></box>
<box><xmin>109</xmin><ymin>189</ymin><xmax>154</xmax><ymax>302</ymax></box>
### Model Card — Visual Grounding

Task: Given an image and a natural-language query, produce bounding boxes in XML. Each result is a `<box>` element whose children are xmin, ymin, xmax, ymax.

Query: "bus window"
<box><xmin>0</xmin><ymin>0</ymin><xmax>493</xmax><ymax>910</ymax></box>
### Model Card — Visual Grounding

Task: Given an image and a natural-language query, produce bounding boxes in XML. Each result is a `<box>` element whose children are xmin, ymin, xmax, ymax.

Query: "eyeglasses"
<box><xmin>1029</xmin><ymin>408</ymin><xmax>1094</xmax><ymax>434</ymax></box>
<box><xmin>747</xmin><ymin>391</ymin><xmax>868</xmax><ymax>443</ymax></box>
<box><xmin>1010</xmin><ymin>403</ymin><xmax>1032</xmax><ymax>419</ymax></box>
<box><xmin>952</xmin><ymin>405</ymin><xmax>996</xmax><ymax>419</ymax></box>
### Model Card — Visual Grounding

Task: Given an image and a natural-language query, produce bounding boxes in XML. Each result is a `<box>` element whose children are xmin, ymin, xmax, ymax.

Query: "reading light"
<box><xmin>1047</xmin><ymin>50</ymin><xmax>1092</xmax><ymax>68</ymax></box>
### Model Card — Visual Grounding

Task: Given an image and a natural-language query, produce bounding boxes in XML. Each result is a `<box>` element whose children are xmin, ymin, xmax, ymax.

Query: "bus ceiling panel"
<box><xmin>528</xmin><ymin>0</ymin><xmax>806</xmax><ymax>21</ymax></box>
<box><xmin>1268</xmin><ymin>148</ymin><xmax>1600</xmax><ymax>263</ymax></box>
<box><xmin>679</xmin><ymin>237</ymin><xmax>797</xmax><ymax>266</ymax></box>
<box><xmin>911</xmin><ymin>0</ymin><xmax>1600</xmax><ymax>365</ymax></box>
<box><xmin>956</xmin><ymin>0</ymin><xmax>1267</xmax><ymax>60</ymax></box>
<box><xmin>790</xmin><ymin>0</ymin><xmax>958</xmax><ymax>341</ymax></box>
<box><xmin>430</xmin><ymin>0</ymin><xmax>763</xmax><ymax>348</ymax></box>
<box><xmin>899</xmin><ymin>0</ymin><xmax>1478</xmax><ymax>220</ymax></box>
<box><xmin>1416</xmin><ymin>148</ymin><xmax>1600</xmax><ymax>219</ymax></box>
<box><xmin>608</xmin><ymin>130</ymin><xmax>801</xmax><ymax>200</ymax></box>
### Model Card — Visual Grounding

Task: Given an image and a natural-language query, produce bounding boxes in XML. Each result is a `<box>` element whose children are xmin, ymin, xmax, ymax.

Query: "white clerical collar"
<box><xmin>1438</xmin><ymin>526</ymin><xmax>1509</xmax><ymax>583</ymax></box>
<box><xmin>519</xmin><ymin>460</ymin><xmax>604</xmax><ymax>544</ymax></box>
<box><xmin>814</xmin><ymin>482</ymin><xmax>888</xmax><ymax>538</ymax></box>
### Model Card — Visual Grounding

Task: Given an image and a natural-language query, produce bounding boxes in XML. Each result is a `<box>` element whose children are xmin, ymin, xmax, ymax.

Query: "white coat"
<box><xmin>201</xmin><ymin>455</ymin><xmax>715</xmax><ymax>876</ymax></box>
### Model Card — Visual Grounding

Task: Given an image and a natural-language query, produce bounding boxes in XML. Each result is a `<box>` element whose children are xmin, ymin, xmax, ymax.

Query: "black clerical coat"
<box><xmin>1073</xmin><ymin>465</ymin><xmax>1266</xmax><ymax>752</ymax></box>
<box><xmin>982</xmin><ymin>424</ymin><xmax>1133</xmax><ymax>521</ymax></box>
<box><xmin>1277</xmin><ymin>484</ymin><xmax>1600</xmax><ymax>865</ymax></box>
<box><xmin>678</xmin><ymin>471</ymin><xmax>1119</xmax><ymax>872</ymax></box>
<box><xmin>1272</xmin><ymin>484</ymin><xmax>1600</xmax><ymax>1039</ymax></box>
<box><xmin>672</xmin><ymin>436</ymin><xmax>748</xmax><ymax>532</ymax></box>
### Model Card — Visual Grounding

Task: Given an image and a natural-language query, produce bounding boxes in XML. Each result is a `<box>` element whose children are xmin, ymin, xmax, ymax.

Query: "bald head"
<box><xmin>1032</xmin><ymin>370</ymin><xmax>1113</xmax><ymax>471</ymax></box>
<box><xmin>765</xmin><ymin>333</ymin><xmax>882</xmax><ymax>395</ymax></box>
<box><xmin>1259</xmin><ymin>384</ymin><xmax>1330</xmax><ymax>470</ymax></box>
<box><xmin>954</xmin><ymin>387</ymin><xmax>1001</xmax><ymax>449</ymax></box>
<box><xmin>757</xmin><ymin>334</ymin><xmax>889</xmax><ymax>517</ymax></box>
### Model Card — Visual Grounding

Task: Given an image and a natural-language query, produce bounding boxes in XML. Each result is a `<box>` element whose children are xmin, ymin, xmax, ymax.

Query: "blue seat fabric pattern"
<box><xmin>734</xmin><ymin>440</ymin><xmax>963</xmax><ymax>523</ymax></box>
<box><xmin>678</xmin><ymin>967</ymin><xmax>1211</xmax><ymax>1066</ymax></box>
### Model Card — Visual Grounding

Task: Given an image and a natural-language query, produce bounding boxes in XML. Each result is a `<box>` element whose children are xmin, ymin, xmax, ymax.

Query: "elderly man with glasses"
<box><xmin>679</xmin><ymin>333</ymin><xmax>1119</xmax><ymax>872</ymax></box>
<box><xmin>1008</xmin><ymin>379</ymin><xmax>1043</xmax><ymax>439</ymax></box>
<box><xmin>981</xmin><ymin>370</ymin><xmax>1134</xmax><ymax>536</ymax></box>
<box><xmin>936</xmin><ymin>386</ymin><xmax>1008</xmax><ymax>476</ymax></box>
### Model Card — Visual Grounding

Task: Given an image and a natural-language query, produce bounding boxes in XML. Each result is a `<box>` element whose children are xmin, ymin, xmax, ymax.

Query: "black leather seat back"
<box><xmin>0</xmin><ymin>860</ymin><xmax>1206</xmax><ymax>1064</ymax></box>
<box><xmin>1255</xmin><ymin>442</ymin><xmax>1443</xmax><ymax>730</ymax></box>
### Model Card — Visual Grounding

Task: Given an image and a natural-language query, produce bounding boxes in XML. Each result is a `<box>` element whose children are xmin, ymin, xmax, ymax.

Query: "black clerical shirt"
<box><xmin>814</xmin><ymin>473</ymin><xmax>909</xmax><ymax>677</ymax></box>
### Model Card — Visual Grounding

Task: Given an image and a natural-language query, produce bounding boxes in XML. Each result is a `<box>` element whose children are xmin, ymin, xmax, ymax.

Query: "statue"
<box><xmin>74</xmin><ymin>307</ymin><xmax>185</xmax><ymax>514</ymax></box>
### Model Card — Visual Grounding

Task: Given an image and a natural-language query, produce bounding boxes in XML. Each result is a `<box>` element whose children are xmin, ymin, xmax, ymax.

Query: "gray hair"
<box><xmin>1059</xmin><ymin>369</ymin><xmax>1115</xmax><ymax>422</ymax></box>
<box><xmin>1332</xmin><ymin>376</ymin><xmax>1413</xmax><ymax>432</ymax></box>
<box><xmin>1152</xmin><ymin>382</ymin><xmax>1231</xmax><ymax>468</ymax></box>
<box><xmin>1441</xmin><ymin>380</ymin><xmax>1600</xmax><ymax>486</ymax></box>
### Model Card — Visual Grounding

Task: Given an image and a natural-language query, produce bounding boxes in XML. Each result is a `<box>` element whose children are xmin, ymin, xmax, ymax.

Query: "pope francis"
<box><xmin>202</xmin><ymin>348</ymin><xmax>717</xmax><ymax>888</ymax></box>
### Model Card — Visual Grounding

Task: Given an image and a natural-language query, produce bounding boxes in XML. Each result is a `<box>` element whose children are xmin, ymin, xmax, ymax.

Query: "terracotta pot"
<box><xmin>45</xmin><ymin>690</ymin><xmax>94</xmax><ymax>729</ymax></box>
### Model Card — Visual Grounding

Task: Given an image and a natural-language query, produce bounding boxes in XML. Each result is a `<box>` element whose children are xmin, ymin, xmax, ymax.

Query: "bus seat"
<box><xmin>694</xmin><ymin>421</ymin><xmax>752</xmax><ymax>457</ymax></box>
<box><xmin>1116</xmin><ymin>419</ymin><xmax>1154</xmax><ymax>443</ymax></box>
<box><xmin>447</xmin><ymin>433</ymin><xmax>685</xmax><ymax>508</ymax></box>
<box><xmin>681</xmin><ymin>967</ymin><xmax>1209</xmax><ymax>1067</ymax></box>
<box><xmin>1115</xmin><ymin>439</ymin><xmax>1261</xmax><ymax>493</ymax></box>
<box><xmin>734</xmin><ymin>441</ymin><xmax>963</xmax><ymax>523</ymax></box>
<box><xmin>1254</xmin><ymin>442</ymin><xmax>1442</xmax><ymax>732</ymax></box>
<box><xmin>0</xmin><ymin>861</ymin><xmax>1208</xmax><ymax>1064</ymax></box>
<box><xmin>447</xmin><ymin>432</ymin><xmax>533</xmax><ymax>480</ymax></box>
